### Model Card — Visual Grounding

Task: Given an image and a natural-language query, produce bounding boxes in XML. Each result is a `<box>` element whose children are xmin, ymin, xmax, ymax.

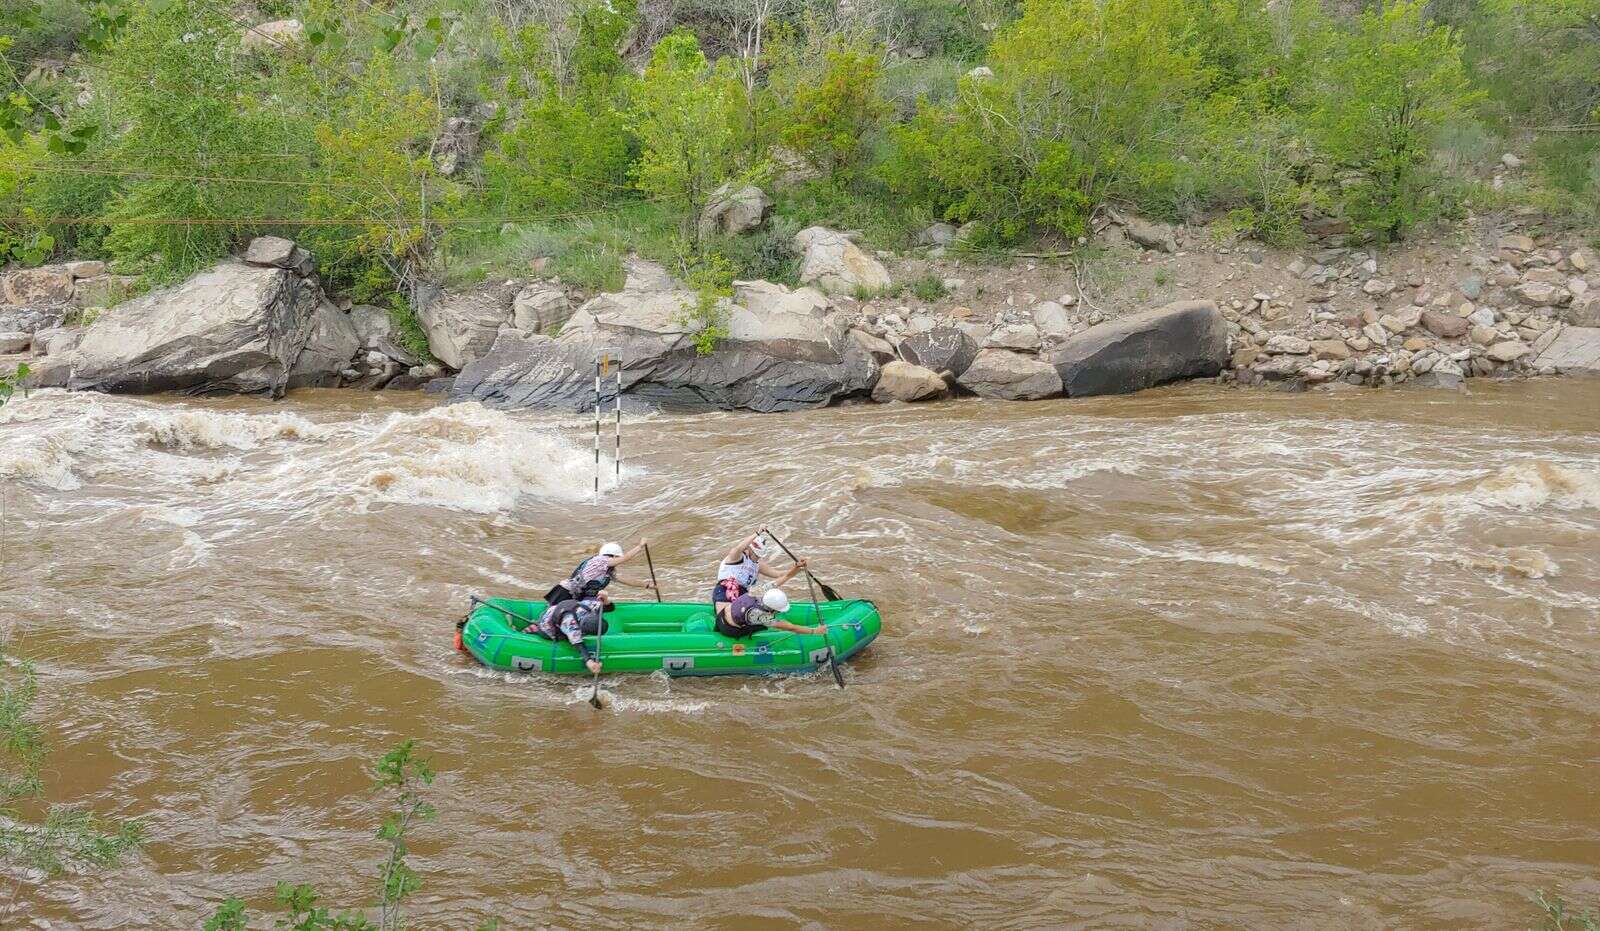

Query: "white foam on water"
<box><xmin>353</xmin><ymin>403</ymin><xmax>615</xmax><ymax>513</ymax></box>
<box><xmin>1451</xmin><ymin>461</ymin><xmax>1600</xmax><ymax>512</ymax></box>
<box><xmin>1450</xmin><ymin>547</ymin><xmax>1561</xmax><ymax>580</ymax></box>
<box><xmin>134</xmin><ymin>409</ymin><xmax>325</xmax><ymax>450</ymax></box>
<box><xmin>0</xmin><ymin>436</ymin><xmax>81</xmax><ymax>490</ymax></box>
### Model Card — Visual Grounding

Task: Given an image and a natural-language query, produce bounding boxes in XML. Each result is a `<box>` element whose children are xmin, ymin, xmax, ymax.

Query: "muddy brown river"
<box><xmin>3</xmin><ymin>380</ymin><xmax>1598</xmax><ymax>928</ymax></box>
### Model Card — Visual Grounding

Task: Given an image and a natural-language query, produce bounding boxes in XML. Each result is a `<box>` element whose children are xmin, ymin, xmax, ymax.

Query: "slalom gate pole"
<box><xmin>614</xmin><ymin>358</ymin><xmax>622</xmax><ymax>487</ymax></box>
<box><xmin>593</xmin><ymin>358</ymin><xmax>601</xmax><ymax>503</ymax></box>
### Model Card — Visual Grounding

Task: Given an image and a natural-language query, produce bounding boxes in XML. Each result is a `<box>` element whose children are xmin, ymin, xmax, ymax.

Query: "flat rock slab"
<box><xmin>1534</xmin><ymin>326</ymin><xmax>1600</xmax><ymax>376</ymax></box>
<box><xmin>1048</xmin><ymin>300</ymin><xmax>1228</xmax><ymax>397</ymax></box>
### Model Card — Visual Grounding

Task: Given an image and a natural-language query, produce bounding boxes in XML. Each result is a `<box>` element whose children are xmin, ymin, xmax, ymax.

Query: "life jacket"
<box><xmin>717</xmin><ymin>555</ymin><xmax>759</xmax><ymax>589</ymax></box>
<box><xmin>546</xmin><ymin>556</ymin><xmax>614</xmax><ymax>603</ymax></box>
<box><xmin>716</xmin><ymin>594</ymin><xmax>770</xmax><ymax>638</ymax></box>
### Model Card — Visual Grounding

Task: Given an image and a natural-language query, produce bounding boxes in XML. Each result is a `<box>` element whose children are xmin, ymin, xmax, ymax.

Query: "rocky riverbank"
<box><xmin>4</xmin><ymin>214</ymin><xmax>1598</xmax><ymax>411</ymax></box>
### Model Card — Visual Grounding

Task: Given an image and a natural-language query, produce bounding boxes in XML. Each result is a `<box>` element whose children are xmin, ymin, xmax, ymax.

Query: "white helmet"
<box><xmin>748</xmin><ymin>536</ymin><xmax>768</xmax><ymax>558</ymax></box>
<box><xmin>599</xmin><ymin>542</ymin><xmax>624</xmax><ymax>558</ymax></box>
<box><xmin>761</xmin><ymin>588</ymin><xmax>790</xmax><ymax>612</ymax></box>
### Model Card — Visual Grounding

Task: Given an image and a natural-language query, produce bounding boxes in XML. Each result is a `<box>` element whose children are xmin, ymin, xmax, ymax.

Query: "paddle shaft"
<box><xmin>589</xmin><ymin>606</ymin><xmax>604</xmax><ymax>708</ymax></box>
<box><xmin>764</xmin><ymin>531</ymin><xmax>842</xmax><ymax>601</ymax></box>
<box><xmin>644</xmin><ymin>543</ymin><xmax>663</xmax><ymax>602</ymax></box>
<box><xmin>764</xmin><ymin>531</ymin><xmax>845</xmax><ymax>689</ymax></box>
<box><xmin>470</xmin><ymin>595</ymin><xmax>534</xmax><ymax>629</ymax></box>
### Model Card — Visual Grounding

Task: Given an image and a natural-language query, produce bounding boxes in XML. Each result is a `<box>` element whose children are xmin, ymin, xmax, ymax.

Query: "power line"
<box><xmin>17</xmin><ymin>163</ymin><xmax>362</xmax><ymax>189</ymax></box>
<box><xmin>0</xmin><ymin>197</ymin><xmax>674</xmax><ymax>226</ymax></box>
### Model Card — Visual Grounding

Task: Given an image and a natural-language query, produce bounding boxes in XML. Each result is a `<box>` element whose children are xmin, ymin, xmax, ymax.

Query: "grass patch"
<box><xmin>442</xmin><ymin>201</ymin><xmax>684</xmax><ymax>293</ymax></box>
<box><xmin>904</xmin><ymin>272</ymin><xmax>948</xmax><ymax>301</ymax></box>
<box><xmin>773</xmin><ymin>178</ymin><xmax>921</xmax><ymax>253</ymax></box>
<box><xmin>386</xmin><ymin>296</ymin><xmax>433</xmax><ymax>362</ymax></box>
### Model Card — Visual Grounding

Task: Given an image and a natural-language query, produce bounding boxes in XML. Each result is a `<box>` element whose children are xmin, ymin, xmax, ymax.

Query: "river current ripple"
<box><xmin>2</xmin><ymin>380</ymin><xmax>1598</xmax><ymax>928</ymax></box>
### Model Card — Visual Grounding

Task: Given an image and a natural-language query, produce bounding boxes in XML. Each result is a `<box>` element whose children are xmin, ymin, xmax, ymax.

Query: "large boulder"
<box><xmin>898</xmin><ymin>325</ymin><xmax>978</xmax><ymax>377</ymax></box>
<box><xmin>415</xmin><ymin>280</ymin><xmax>519</xmax><ymax>370</ymax></box>
<box><xmin>349</xmin><ymin>304</ymin><xmax>423</xmax><ymax>367</ymax></box>
<box><xmin>3</xmin><ymin>267</ymin><xmax>73</xmax><ymax>305</ymax></box>
<box><xmin>957</xmin><ymin>348</ymin><xmax>1062</xmax><ymax>400</ymax></box>
<box><xmin>1533</xmin><ymin>325</ymin><xmax>1600</xmax><ymax>376</ymax></box>
<box><xmin>872</xmin><ymin>360</ymin><xmax>946</xmax><ymax>402</ymax></box>
<box><xmin>69</xmin><ymin>260</ymin><xmax>336</xmax><ymax>396</ymax></box>
<box><xmin>1047</xmin><ymin>300</ymin><xmax>1228</xmax><ymax>397</ymax></box>
<box><xmin>1121</xmin><ymin>216</ymin><xmax>1177</xmax><ymax>253</ymax></box>
<box><xmin>512</xmin><ymin>283</ymin><xmax>573</xmax><ymax>336</ymax></box>
<box><xmin>451</xmin><ymin>280</ymin><xmax>876</xmax><ymax>413</ymax></box>
<box><xmin>33</xmin><ymin>325</ymin><xmax>83</xmax><ymax>356</ymax></box>
<box><xmin>699</xmin><ymin>183</ymin><xmax>772</xmax><ymax>239</ymax></box>
<box><xmin>287</xmin><ymin>300</ymin><xmax>361</xmax><ymax>388</ymax></box>
<box><xmin>793</xmin><ymin>227</ymin><xmax>891</xmax><ymax>296</ymax></box>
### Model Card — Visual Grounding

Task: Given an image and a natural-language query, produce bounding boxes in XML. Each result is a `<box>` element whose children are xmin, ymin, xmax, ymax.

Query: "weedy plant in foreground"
<box><xmin>1537</xmin><ymin>890</ymin><xmax>1600</xmax><ymax>931</ymax></box>
<box><xmin>0</xmin><ymin>364</ymin><xmax>30</xmax><ymax>408</ymax></box>
<box><xmin>0</xmin><ymin>641</ymin><xmax>143</xmax><ymax>922</ymax></box>
<box><xmin>204</xmin><ymin>740</ymin><xmax>487</xmax><ymax>931</ymax></box>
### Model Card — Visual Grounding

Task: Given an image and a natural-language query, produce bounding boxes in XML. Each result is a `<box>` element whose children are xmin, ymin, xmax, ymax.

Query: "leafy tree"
<box><xmin>90</xmin><ymin>0</ymin><xmax>313</xmax><ymax>280</ymax></box>
<box><xmin>482</xmin><ymin>3</ymin><xmax>637</xmax><ymax>214</ymax></box>
<box><xmin>300</xmin><ymin>52</ymin><xmax>457</xmax><ymax>305</ymax></box>
<box><xmin>885</xmin><ymin>0</ymin><xmax>1202</xmax><ymax>242</ymax></box>
<box><xmin>1303</xmin><ymin>0</ymin><xmax>1482</xmax><ymax>241</ymax></box>
<box><xmin>629</xmin><ymin>30</ymin><xmax>745</xmax><ymax>242</ymax></box>
<box><xmin>776</xmin><ymin>38</ymin><xmax>892</xmax><ymax>179</ymax></box>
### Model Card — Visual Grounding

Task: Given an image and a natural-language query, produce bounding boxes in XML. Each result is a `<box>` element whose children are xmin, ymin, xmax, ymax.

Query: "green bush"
<box><xmin>1302</xmin><ymin>0</ymin><xmax>1482</xmax><ymax>242</ymax></box>
<box><xmin>629</xmin><ymin>30</ymin><xmax>745</xmax><ymax>241</ymax></box>
<box><xmin>885</xmin><ymin>0</ymin><xmax>1202</xmax><ymax>242</ymax></box>
<box><xmin>773</xmin><ymin>38</ymin><xmax>892</xmax><ymax>180</ymax></box>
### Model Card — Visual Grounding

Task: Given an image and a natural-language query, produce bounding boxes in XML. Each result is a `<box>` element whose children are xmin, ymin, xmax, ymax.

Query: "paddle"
<box><xmin>644</xmin><ymin>543</ymin><xmax>662</xmax><ymax>603</ymax></box>
<box><xmin>470</xmin><ymin>595</ymin><xmax>534</xmax><ymax>629</ymax></box>
<box><xmin>764</xmin><ymin>531</ymin><xmax>843</xmax><ymax>601</ymax></box>
<box><xmin>764</xmin><ymin>531</ymin><xmax>845</xmax><ymax>689</ymax></box>
<box><xmin>588</xmin><ymin>608</ymin><xmax>605</xmax><ymax>709</ymax></box>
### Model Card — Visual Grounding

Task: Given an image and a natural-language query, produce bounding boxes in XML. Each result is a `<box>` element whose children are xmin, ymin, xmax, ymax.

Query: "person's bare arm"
<box><xmin>770</xmin><ymin>558</ymin><xmax>805</xmax><ymax>587</ymax></box>
<box><xmin>610</xmin><ymin>573</ymin><xmax>656</xmax><ymax>590</ymax></box>
<box><xmin>771</xmin><ymin>619</ymin><xmax>825</xmax><ymax>636</ymax></box>
<box><xmin>723</xmin><ymin>525</ymin><xmax>767</xmax><ymax>564</ymax></box>
<box><xmin>615</xmin><ymin>539</ymin><xmax>647</xmax><ymax>567</ymax></box>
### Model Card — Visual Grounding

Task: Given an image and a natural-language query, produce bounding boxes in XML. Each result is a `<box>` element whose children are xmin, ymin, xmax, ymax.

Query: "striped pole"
<box><xmin>614</xmin><ymin>358</ymin><xmax>622</xmax><ymax>486</ymax></box>
<box><xmin>593</xmin><ymin>357</ymin><xmax>601</xmax><ymax>503</ymax></box>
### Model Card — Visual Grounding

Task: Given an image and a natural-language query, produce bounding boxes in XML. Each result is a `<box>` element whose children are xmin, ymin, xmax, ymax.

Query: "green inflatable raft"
<box><xmin>458</xmin><ymin>597</ymin><xmax>880</xmax><ymax>677</ymax></box>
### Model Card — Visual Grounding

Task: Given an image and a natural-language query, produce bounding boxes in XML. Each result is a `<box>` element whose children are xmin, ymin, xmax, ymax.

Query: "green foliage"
<box><xmin>905</xmin><ymin>272</ymin><xmax>947</xmax><ymax>301</ymax></box>
<box><xmin>386</xmin><ymin>295</ymin><xmax>433</xmax><ymax>362</ymax></box>
<box><xmin>673</xmin><ymin>245</ymin><xmax>735</xmax><ymax>354</ymax></box>
<box><xmin>776</xmin><ymin>39</ymin><xmax>892</xmax><ymax>179</ymax></box>
<box><xmin>0</xmin><ymin>362</ymin><xmax>30</xmax><ymax>406</ymax></box>
<box><xmin>1536</xmin><ymin>890</ymin><xmax>1600</xmax><ymax>931</ymax></box>
<box><xmin>1302</xmin><ymin>0</ymin><xmax>1482</xmax><ymax>242</ymax></box>
<box><xmin>0</xmin><ymin>640</ymin><xmax>142</xmax><ymax>922</ymax></box>
<box><xmin>301</xmin><ymin>51</ymin><xmax>456</xmax><ymax>303</ymax></box>
<box><xmin>629</xmin><ymin>30</ymin><xmax>745</xmax><ymax>240</ymax></box>
<box><xmin>889</xmin><ymin>0</ymin><xmax>1011</xmax><ymax>58</ymax></box>
<box><xmin>91</xmin><ymin>0</ymin><xmax>312</xmax><ymax>281</ymax></box>
<box><xmin>204</xmin><ymin>740</ymin><xmax>437</xmax><ymax>931</ymax></box>
<box><xmin>886</xmin><ymin>0</ymin><xmax>1204</xmax><ymax>242</ymax></box>
<box><xmin>481</xmin><ymin>3</ymin><xmax>637</xmax><ymax>214</ymax></box>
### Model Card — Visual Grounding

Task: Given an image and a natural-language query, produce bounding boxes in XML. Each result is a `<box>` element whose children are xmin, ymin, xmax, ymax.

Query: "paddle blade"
<box><xmin>817</xmin><ymin>580</ymin><xmax>842</xmax><ymax>601</ymax></box>
<box><xmin>588</xmin><ymin>688</ymin><xmax>603</xmax><ymax>709</ymax></box>
<box><xmin>829</xmin><ymin>654</ymin><xmax>845</xmax><ymax>689</ymax></box>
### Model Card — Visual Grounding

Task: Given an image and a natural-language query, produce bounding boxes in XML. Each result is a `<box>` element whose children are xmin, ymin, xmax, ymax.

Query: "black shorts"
<box><xmin>714</xmin><ymin>616</ymin><xmax>766</xmax><ymax>639</ymax></box>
